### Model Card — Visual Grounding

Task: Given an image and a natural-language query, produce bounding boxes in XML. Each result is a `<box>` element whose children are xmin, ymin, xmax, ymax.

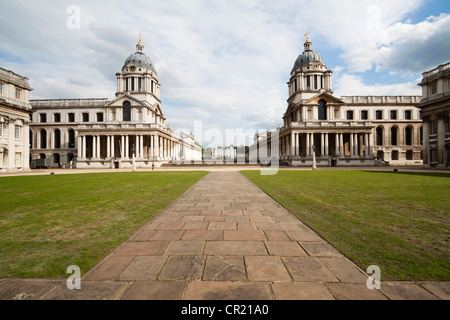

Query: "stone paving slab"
<box><xmin>0</xmin><ymin>171</ymin><xmax>448</xmax><ymax>300</ymax></box>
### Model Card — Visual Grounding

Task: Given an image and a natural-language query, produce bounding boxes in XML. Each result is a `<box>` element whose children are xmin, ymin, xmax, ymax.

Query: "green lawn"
<box><xmin>241</xmin><ymin>170</ymin><xmax>450</xmax><ymax>281</ymax></box>
<box><xmin>0</xmin><ymin>171</ymin><xmax>207</xmax><ymax>278</ymax></box>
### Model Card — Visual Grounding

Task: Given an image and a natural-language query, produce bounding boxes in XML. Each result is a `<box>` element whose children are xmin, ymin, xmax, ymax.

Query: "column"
<box><xmin>150</xmin><ymin>135</ymin><xmax>154</xmax><ymax>157</ymax></box>
<box><xmin>306</xmin><ymin>133</ymin><xmax>310</xmax><ymax>156</ymax></box>
<box><xmin>97</xmin><ymin>135</ymin><xmax>101</xmax><ymax>158</ymax></box>
<box><xmin>365</xmin><ymin>133</ymin><xmax>369</xmax><ymax>157</ymax></box>
<box><xmin>125</xmin><ymin>135</ymin><xmax>129</xmax><ymax>158</ymax></box>
<box><xmin>422</xmin><ymin>122</ymin><xmax>429</xmax><ymax>165</ymax></box>
<box><xmin>321</xmin><ymin>133</ymin><xmax>325</xmax><ymax>156</ymax></box>
<box><xmin>310</xmin><ymin>133</ymin><xmax>315</xmax><ymax>155</ymax></box>
<box><xmin>107</xmin><ymin>136</ymin><xmax>111</xmax><ymax>158</ymax></box>
<box><xmin>335</xmin><ymin>133</ymin><xmax>339</xmax><ymax>156</ymax></box>
<box><xmin>139</xmin><ymin>135</ymin><xmax>144</xmax><ymax>158</ymax></box>
<box><xmin>349</xmin><ymin>133</ymin><xmax>354</xmax><ymax>156</ymax></box>
<box><xmin>354</xmin><ymin>133</ymin><xmax>359</xmax><ymax>156</ymax></box>
<box><xmin>111</xmin><ymin>135</ymin><xmax>115</xmax><ymax>158</ymax></box>
<box><xmin>121</xmin><ymin>135</ymin><xmax>125</xmax><ymax>159</ymax></box>
<box><xmin>82</xmin><ymin>135</ymin><xmax>86</xmax><ymax>158</ymax></box>
<box><xmin>339</xmin><ymin>133</ymin><xmax>344</xmax><ymax>157</ymax></box>
<box><xmin>92</xmin><ymin>136</ymin><xmax>97</xmax><ymax>159</ymax></box>
<box><xmin>135</xmin><ymin>135</ymin><xmax>139</xmax><ymax>157</ymax></box>
<box><xmin>325</xmin><ymin>133</ymin><xmax>329</xmax><ymax>156</ymax></box>
<box><xmin>77</xmin><ymin>136</ymin><xmax>82</xmax><ymax>158</ymax></box>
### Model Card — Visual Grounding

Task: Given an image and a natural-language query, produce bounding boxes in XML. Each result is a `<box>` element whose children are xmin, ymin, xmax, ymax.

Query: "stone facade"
<box><xmin>418</xmin><ymin>61</ymin><xmax>450</xmax><ymax>168</ymax></box>
<box><xmin>0</xmin><ymin>67</ymin><xmax>33</xmax><ymax>172</ymax></box>
<box><xmin>30</xmin><ymin>39</ymin><xmax>202</xmax><ymax>169</ymax></box>
<box><xmin>250</xmin><ymin>37</ymin><xmax>423</xmax><ymax>167</ymax></box>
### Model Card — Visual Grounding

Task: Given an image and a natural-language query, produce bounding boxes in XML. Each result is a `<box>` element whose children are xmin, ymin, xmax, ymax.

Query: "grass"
<box><xmin>241</xmin><ymin>170</ymin><xmax>450</xmax><ymax>281</ymax></box>
<box><xmin>0</xmin><ymin>171</ymin><xmax>207</xmax><ymax>278</ymax></box>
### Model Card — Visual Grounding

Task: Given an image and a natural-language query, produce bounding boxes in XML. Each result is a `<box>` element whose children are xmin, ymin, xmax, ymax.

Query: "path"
<box><xmin>0</xmin><ymin>171</ymin><xmax>448</xmax><ymax>300</ymax></box>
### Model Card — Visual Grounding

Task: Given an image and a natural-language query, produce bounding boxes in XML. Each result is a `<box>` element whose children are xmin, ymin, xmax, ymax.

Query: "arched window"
<box><xmin>54</xmin><ymin>129</ymin><xmax>61</xmax><ymax>148</ymax></box>
<box><xmin>123</xmin><ymin>101</ymin><xmax>131</xmax><ymax>122</ymax></box>
<box><xmin>391</xmin><ymin>127</ymin><xmax>398</xmax><ymax>146</ymax></box>
<box><xmin>69</xmin><ymin>129</ymin><xmax>75</xmax><ymax>148</ymax></box>
<box><xmin>405</xmin><ymin>126</ymin><xmax>412</xmax><ymax>146</ymax></box>
<box><xmin>318</xmin><ymin>100</ymin><xmax>327</xmax><ymax>120</ymax></box>
<box><xmin>40</xmin><ymin>129</ymin><xmax>47</xmax><ymax>149</ymax></box>
<box><xmin>391</xmin><ymin>150</ymin><xmax>399</xmax><ymax>160</ymax></box>
<box><xmin>376</xmin><ymin>127</ymin><xmax>383</xmax><ymax>146</ymax></box>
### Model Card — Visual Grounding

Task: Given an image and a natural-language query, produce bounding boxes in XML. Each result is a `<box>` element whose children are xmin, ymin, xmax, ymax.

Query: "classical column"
<box><xmin>125</xmin><ymin>135</ymin><xmax>129</xmax><ymax>158</ymax></box>
<box><xmin>97</xmin><ymin>135</ymin><xmax>101</xmax><ymax>158</ymax></box>
<box><xmin>77</xmin><ymin>136</ymin><xmax>82</xmax><ymax>158</ymax></box>
<box><xmin>111</xmin><ymin>135</ymin><xmax>115</xmax><ymax>158</ymax></box>
<box><xmin>349</xmin><ymin>133</ymin><xmax>354</xmax><ymax>156</ymax></box>
<box><xmin>365</xmin><ymin>133</ymin><xmax>369</xmax><ymax>157</ymax></box>
<box><xmin>321</xmin><ymin>133</ymin><xmax>325</xmax><ymax>156</ymax></box>
<box><xmin>324</xmin><ymin>133</ymin><xmax>329</xmax><ymax>156</ymax></box>
<box><xmin>339</xmin><ymin>133</ymin><xmax>344</xmax><ymax>157</ymax></box>
<box><xmin>139</xmin><ymin>135</ymin><xmax>144</xmax><ymax>158</ymax></box>
<box><xmin>135</xmin><ymin>135</ymin><xmax>139</xmax><ymax>157</ymax></box>
<box><xmin>422</xmin><ymin>122</ymin><xmax>429</xmax><ymax>165</ymax></box>
<box><xmin>107</xmin><ymin>136</ymin><xmax>111</xmax><ymax>158</ymax></box>
<box><xmin>335</xmin><ymin>133</ymin><xmax>339</xmax><ymax>156</ymax></box>
<box><xmin>82</xmin><ymin>135</ymin><xmax>86</xmax><ymax>158</ymax></box>
<box><xmin>354</xmin><ymin>133</ymin><xmax>359</xmax><ymax>156</ymax></box>
<box><xmin>121</xmin><ymin>135</ymin><xmax>125</xmax><ymax>159</ymax></box>
<box><xmin>306</xmin><ymin>133</ymin><xmax>310</xmax><ymax>156</ymax></box>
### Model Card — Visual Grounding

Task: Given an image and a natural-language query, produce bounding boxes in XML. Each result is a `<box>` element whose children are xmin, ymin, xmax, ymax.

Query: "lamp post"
<box><xmin>312</xmin><ymin>144</ymin><xmax>317</xmax><ymax>170</ymax></box>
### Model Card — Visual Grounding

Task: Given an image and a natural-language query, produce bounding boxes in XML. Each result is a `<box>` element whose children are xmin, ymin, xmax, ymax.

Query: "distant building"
<box><xmin>29</xmin><ymin>38</ymin><xmax>202</xmax><ymax>168</ymax></box>
<box><xmin>250</xmin><ymin>36</ymin><xmax>423</xmax><ymax>167</ymax></box>
<box><xmin>0</xmin><ymin>67</ymin><xmax>33</xmax><ymax>172</ymax></box>
<box><xmin>418</xmin><ymin>61</ymin><xmax>450</xmax><ymax>168</ymax></box>
<box><xmin>212</xmin><ymin>146</ymin><xmax>237</xmax><ymax>160</ymax></box>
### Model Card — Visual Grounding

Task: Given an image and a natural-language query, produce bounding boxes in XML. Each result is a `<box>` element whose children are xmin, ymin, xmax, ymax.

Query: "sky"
<box><xmin>1</xmin><ymin>0</ymin><xmax>449</xmax><ymax>147</ymax></box>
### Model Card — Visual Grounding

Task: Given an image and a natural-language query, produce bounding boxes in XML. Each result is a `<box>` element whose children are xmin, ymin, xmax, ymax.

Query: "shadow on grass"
<box><xmin>361</xmin><ymin>170</ymin><xmax>450</xmax><ymax>179</ymax></box>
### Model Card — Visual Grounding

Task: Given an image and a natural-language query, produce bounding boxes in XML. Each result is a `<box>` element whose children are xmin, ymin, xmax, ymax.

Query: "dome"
<box><xmin>122</xmin><ymin>52</ymin><xmax>156</xmax><ymax>73</ymax></box>
<box><xmin>292</xmin><ymin>36</ymin><xmax>324</xmax><ymax>71</ymax></box>
<box><xmin>293</xmin><ymin>50</ymin><xmax>323</xmax><ymax>70</ymax></box>
<box><xmin>122</xmin><ymin>37</ymin><xmax>156</xmax><ymax>73</ymax></box>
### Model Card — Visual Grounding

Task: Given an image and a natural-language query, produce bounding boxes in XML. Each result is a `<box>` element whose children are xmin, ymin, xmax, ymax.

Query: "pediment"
<box><xmin>303</xmin><ymin>92</ymin><xmax>345</xmax><ymax>105</ymax></box>
<box><xmin>106</xmin><ymin>93</ymin><xmax>147</xmax><ymax>107</ymax></box>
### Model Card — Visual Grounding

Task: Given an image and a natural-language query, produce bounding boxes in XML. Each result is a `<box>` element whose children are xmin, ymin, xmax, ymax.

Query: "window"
<box><xmin>406</xmin><ymin>150</ymin><xmax>413</xmax><ymax>160</ymax></box>
<box><xmin>82</xmin><ymin>113</ymin><xmax>89</xmax><ymax>122</ymax></box>
<box><xmin>131</xmin><ymin>77</ymin><xmax>135</xmax><ymax>91</ymax></box>
<box><xmin>376</xmin><ymin>127</ymin><xmax>383</xmax><ymax>146</ymax></box>
<box><xmin>54</xmin><ymin>113</ymin><xmax>61</xmax><ymax>123</ymax></box>
<box><xmin>15</xmin><ymin>88</ymin><xmax>21</xmax><ymax>100</ymax></box>
<box><xmin>405</xmin><ymin>126</ymin><xmax>412</xmax><ymax>145</ymax></box>
<box><xmin>138</xmin><ymin>77</ymin><xmax>142</xmax><ymax>92</ymax></box>
<box><xmin>68</xmin><ymin>113</ymin><xmax>75</xmax><ymax>122</ymax></box>
<box><xmin>376</xmin><ymin>110</ymin><xmax>383</xmax><ymax>120</ymax></box>
<box><xmin>314</xmin><ymin>75</ymin><xmax>318</xmax><ymax>89</ymax></box>
<box><xmin>346</xmin><ymin>110</ymin><xmax>354</xmax><ymax>120</ymax></box>
<box><xmin>0</xmin><ymin>83</ymin><xmax>3</xmax><ymax>95</ymax></box>
<box><xmin>15</xmin><ymin>153</ymin><xmax>21</xmax><ymax>166</ymax></box>
<box><xmin>54</xmin><ymin>129</ymin><xmax>61</xmax><ymax>148</ymax></box>
<box><xmin>391</xmin><ymin>150</ymin><xmax>399</xmax><ymax>160</ymax></box>
<box><xmin>123</xmin><ymin>101</ymin><xmax>131</xmax><ymax>121</ymax></box>
<box><xmin>69</xmin><ymin>129</ymin><xmax>75</xmax><ymax>148</ymax></box>
<box><xmin>405</xmin><ymin>110</ymin><xmax>412</xmax><ymax>120</ymax></box>
<box><xmin>40</xmin><ymin>114</ymin><xmax>47</xmax><ymax>123</ymax></box>
<box><xmin>318</xmin><ymin>100</ymin><xmax>327</xmax><ymax>120</ymax></box>
<box><xmin>430</xmin><ymin>82</ymin><xmax>437</xmax><ymax>95</ymax></box>
<box><xmin>125</xmin><ymin>77</ymin><xmax>129</xmax><ymax>92</ymax></box>
<box><xmin>390</xmin><ymin>110</ymin><xmax>397</xmax><ymax>120</ymax></box>
<box><xmin>96</xmin><ymin>112</ymin><xmax>104</xmax><ymax>122</ymax></box>
<box><xmin>391</xmin><ymin>127</ymin><xmax>398</xmax><ymax>145</ymax></box>
<box><xmin>14</xmin><ymin>125</ymin><xmax>21</xmax><ymax>139</ymax></box>
<box><xmin>306</xmin><ymin>76</ymin><xmax>311</xmax><ymax>90</ymax></box>
<box><xmin>361</xmin><ymin>110</ymin><xmax>368</xmax><ymax>120</ymax></box>
<box><xmin>293</xmin><ymin>79</ymin><xmax>297</xmax><ymax>92</ymax></box>
<box><xmin>420</xmin><ymin>126</ymin><xmax>423</xmax><ymax>145</ymax></box>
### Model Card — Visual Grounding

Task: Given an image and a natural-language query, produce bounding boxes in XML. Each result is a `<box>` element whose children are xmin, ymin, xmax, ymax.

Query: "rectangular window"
<box><xmin>54</xmin><ymin>113</ymin><xmax>61</xmax><ymax>123</ymax></box>
<box><xmin>294</xmin><ymin>79</ymin><xmax>297</xmax><ymax>92</ymax></box>
<box><xmin>306</xmin><ymin>76</ymin><xmax>311</xmax><ymax>90</ymax></box>
<box><xmin>405</xmin><ymin>110</ymin><xmax>412</xmax><ymax>120</ymax></box>
<box><xmin>15</xmin><ymin>88</ymin><xmax>22</xmax><ymax>100</ymax></box>
<box><xmin>138</xmin><ymin>77</ymin><xmax>142</xmax><ymax>92</ymax></box>
<box><xmin>376</xmin><ymin>110</ymin><xmax>383</xmax><ymax>120</ymax></box>
<box><xmin>40</xmin><ymin>114</ymin><xmax>47</xmax><ymax>123</ymax></box>
<box><xmin>82</xmin><ymin>113</ymin><xmax>89</xmax><ymax>122</ymax></box>
<box><xmin>346</xmin><ymin>110</ymin><xmax>354</xmax><ymax>120</ymax></box>
<box><xmin>15</xmin><ymin>152</ymin><xmax>21</xmax><ymax>167</ymax></box>
<box><xmin>430</xmin><ymin>82</ymin><xmax>437</xmax><ymax>95</ymax></box>
<box><xmin>15</xmin><ymin>125</ymin><xmax>21</xmax><ymax>139</ymax></box>
<box><xmin>361</xmin><ymin>110</ymin><xmax>368</xmax><ymax>120</ymax></box>
<box><xmin>68</xmin><ymin>113</ymin><xmax>75</xmax><ymax>122</ymax></box>
<box><xmin>390</xmin><ymin>110</ymin><xmax>397</xmax><ymax>120</ymax></box>
<box><xmin>131</xmin><ymin>77</ymin><xmax>135</xmax><ymax>91</ymax></box>
<box><xmin>314</xmin><ymin>75</ymin><xmax>318</xmax><ymax>89</ymax></box>
<box><xmin>0</xmin><ymin>83</ymin><xmax>3</xmax><ymax>95</ymax></box>
<box><xmin>96</xmin><ymin>112</ymin><xmax>104</xmax><ymax>122</ymax></box>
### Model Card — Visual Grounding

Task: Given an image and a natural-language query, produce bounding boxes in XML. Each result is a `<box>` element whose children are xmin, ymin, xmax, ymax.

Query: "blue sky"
<box><xmin>0</xmin><ymin>0</ymin><xmax>449</xmax><ymax>146</ymax></box>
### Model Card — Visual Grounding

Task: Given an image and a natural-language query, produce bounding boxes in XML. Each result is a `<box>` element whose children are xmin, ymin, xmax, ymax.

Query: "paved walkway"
<box><xmin>0</xmin><ymin>171</ymin><xmax>448</xmax><ymax>300</ymax></box>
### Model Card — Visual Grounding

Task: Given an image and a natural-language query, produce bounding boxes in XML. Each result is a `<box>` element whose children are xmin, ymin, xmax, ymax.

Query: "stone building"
<box><xmin>250</xmin><ymin>36</ymin><xmax>423</xmax><ymax>167</ymax></box>
<box><xmin>30</xmin><ymin>38</ymin><xmax>202</xmax><ymax>168</ymax></box>
<box><xmin>418</xmin><ymin>61</ymin><xmax>450</xmax><ymax>168</ymax></box>
<box><xmin>0</xmin><ymin>67</ymin><xmax>33</xmax><ymax>172</ymax></box>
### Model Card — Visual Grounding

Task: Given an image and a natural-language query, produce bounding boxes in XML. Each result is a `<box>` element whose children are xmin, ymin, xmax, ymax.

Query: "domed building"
<box><xmin>29</xmin><ymin>37</ymin><xmax>202</xmax><ymax>169</ymax></box>
<box><xmin>251</xmin><ymin>35</ymin><xmax>423</xmax><ymax>167</ymax></box>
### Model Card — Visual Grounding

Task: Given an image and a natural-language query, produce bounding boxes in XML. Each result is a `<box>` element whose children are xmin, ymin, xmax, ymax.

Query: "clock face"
<box><xmin>129</xmin><ymin>65</ymin><xmax>136</xmax><ymax>72</ymax></box>
<box><xmin>312</xmin><ymin>63</ymin><xmax>319</xmax><ymax>70</ymax></box>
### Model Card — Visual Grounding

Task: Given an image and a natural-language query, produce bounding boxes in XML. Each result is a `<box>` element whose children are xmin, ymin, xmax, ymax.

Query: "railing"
<box><xmin>422</xmin><ymin>62</ymin><xmax>450</xmax><ymax>79</ymax></box>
